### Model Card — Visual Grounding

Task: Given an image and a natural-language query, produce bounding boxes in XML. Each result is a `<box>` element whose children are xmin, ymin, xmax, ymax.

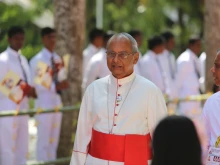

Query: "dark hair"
<box><xmin>7</xmin><ymin>26</ymin><xmax>24</xmax><ymax>38</ymax></box>
<box><xmin>148</xmin><ymin>35</ymin><xmax>164</xmax><ymax>50</ymax></box>
<box><xmin>152</xmin><ymin>115</ymin><xmax>202</xmax><ymax>165</ymax></box>
<box><xmin>41</xmin><ymin>27</ymin><xmax>55</xmax><ymax>37</ymax></box>
<box><xmin>128</xmin><ymin>30</ymin><xmax>142</xmax><ymax>38</ymax></box>
<box><xmin>188</xmin><ymin>37</ymin><xmax>201</xmax><ymax>46</ymax></box>
<box><xmin>89</xmin><ymin>28</ymin><xmax>104</xmax><ymax>42</ymax></box>
<box><xmin>161</xmin><ymin>31</ymin><xmax>174</xmax><ymax>42</ymax></box>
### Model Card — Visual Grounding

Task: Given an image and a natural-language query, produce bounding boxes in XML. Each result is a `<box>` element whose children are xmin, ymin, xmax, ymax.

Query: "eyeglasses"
<box><xmin>106</xmin><ymin>51</ymin><xmax>133</xmax><ymax>59</ymax></box>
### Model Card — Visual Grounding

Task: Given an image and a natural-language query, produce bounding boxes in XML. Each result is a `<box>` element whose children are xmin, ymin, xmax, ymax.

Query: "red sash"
<box><xmin>88</xmin><ymin>129</ymin><xmax>152</xmax><ymax>165</ymax></box>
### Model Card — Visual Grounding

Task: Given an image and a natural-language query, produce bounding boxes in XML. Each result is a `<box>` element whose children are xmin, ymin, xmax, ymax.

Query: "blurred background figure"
<box><xmin>161</xmin><ymin>31</ymin><xmax>176</xmax><ymax>82</ymax></box>
<box><xmin>128</xmin><ymin>30</ymin><xmax>143</xmax><ymax>75</ymax></box>
<box><xmin>173</xmin><ymin>37</ymin><xmax>202</xmax><ymax>117</ymax></box>
<box><xmin>0</xmin><ymin>26</ymin><xmax>32</xmax><ymax>165</ymax></box>
<box><xmin>82</xmin><ymin>28</ymin><xmax>104</xmax><ymax>78</ymax></box>
<box><xmin>199</xmin><ymin>51</ymin><xmax>206</xmax><ymax>93</ymax></box>
<box><xmin>30</xmin><ymin>27</ymin><xmax>68</xmax><ymax>161</ymax></box>
<box><xmin>152</xmin><ymin>115</ymin><xmax>202</xmax><ymax>165</ymax></box>
<box><xmin>82</xmin><ymin>31</ymin><xmax>115</xmax><ymax>90</ymax></box>
<box><xmin>141</xmin><ymin>35</ymin><xmax>171</xmax><ymax>97</ymax></box>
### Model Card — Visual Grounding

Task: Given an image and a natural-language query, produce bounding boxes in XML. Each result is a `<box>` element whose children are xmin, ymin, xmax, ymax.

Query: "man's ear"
<box><xmin>133</xmin><ymin>52</ymin><xmax>139</xmax><ymax>64</ymax></box>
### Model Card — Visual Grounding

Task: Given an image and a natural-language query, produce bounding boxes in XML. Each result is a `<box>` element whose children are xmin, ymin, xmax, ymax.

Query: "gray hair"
<box><xmin>217</xmin><ymin>49</ymin><xmax>220</xmax><ymax>55</ymax></box>
<box><xmin>106</xmin><ymin>32</ymin><xmax>139</xmax><ymax>53</ymax></box>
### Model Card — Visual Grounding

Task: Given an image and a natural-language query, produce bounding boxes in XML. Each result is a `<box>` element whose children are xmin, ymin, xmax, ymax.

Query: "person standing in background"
<box><xmin>141</xmin><ymin>36</ymin><xmax>171</xmax><ymax>96</ymax></box>
<box><xmin>82</xmin><ymin>28</ymin><xmax>104</xmax><ymax>78</ymax></box>
<box><xmin>82</xmin><ymin>31</ymin><xmax>115</xmax><ymax>90</ymax></box>
<box><xmin>30</xmin><ymin>27</ymin><xmax>68</xmax><ymax>161</ymax></box>
<box><xmin>0</xmin><ymin>26</ymin><xmax>35</xmax><ymax>165</ymax></box>
<box><xmin>129</xmin><ymin>30</ymin><xmax>143</xmax><ymax>75</ymax></box>
<box><xmin>173</xmin><ymin>37</ymin><xmax>202</xmax><ymax>117</ymax></box>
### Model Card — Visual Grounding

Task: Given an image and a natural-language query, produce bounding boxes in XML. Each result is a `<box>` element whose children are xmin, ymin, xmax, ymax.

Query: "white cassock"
<box><xmin>0</xmin><ymin>47</ymin><xmax>31</xmax><ymax>165</ymax></box>
<box><xmin>199</xmin><ymin>52</ymin><xmax>206</xmax><ymax>93</ymax></box>
<box><xmin>82</xmin><ymin>48</ymin><xmax>110</xmax><ymax>91</ymax></box>
<box><xmin>141</xmin><ymin>50</ymin><xmax>171</xmax><ymax>96</ymax></box>
<box><xmin>70</xmin><ymin>72</ymin><xmax>167</xmax><ymax>165</ymax></box>
<box><xmin>203</xmin><ymin>91</ymin><xmax>220</xmax><ymax>148</ymax></box>
<box><xmin>29</xmin><ymin>48</ymin><xmax>62</xmax><ymax>161</ymax></box>
<box><xmin>173</xmin><ymin>49</ymin><xmax>201</xmax><ymax>116</ymax></box>
<box><xmin>83</xmin><ymin>44</ymin><xmax>100</xmax><ymax>78</ymax></box>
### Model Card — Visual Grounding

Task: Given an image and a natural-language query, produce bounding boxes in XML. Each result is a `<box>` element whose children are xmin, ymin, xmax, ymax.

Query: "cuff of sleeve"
<box><xmin>70</xmin><ymin>150</ymin><xmax>87</xmax><ymax>165</ymax></box>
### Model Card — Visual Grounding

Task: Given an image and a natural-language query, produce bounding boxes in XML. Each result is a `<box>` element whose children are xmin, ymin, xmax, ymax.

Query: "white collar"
<box><xmin>186</xmin><ymin>48</ymin><xmax>199</xmax><ymax>60</ymax></box>
<box><xmin>7</xmin><ymin>47</ymin><xmax>20</xmax><ymax>58</ymax></box>
<box><xmin>42</xmin><ymin>47</ymin><xmax>55</xmax><ymax>59</ymax></box>
<box><xmin>110</xmin><ymin>72</ymin><xmax>136</xmax><ymax>85</ymax></box>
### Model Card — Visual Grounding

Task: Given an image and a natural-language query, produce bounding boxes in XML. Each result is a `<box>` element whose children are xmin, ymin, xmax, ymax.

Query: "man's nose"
<box><xmin>112</xmin><ymin>55</ymin><xmax>119</xmax><ymax>62</ymax></box>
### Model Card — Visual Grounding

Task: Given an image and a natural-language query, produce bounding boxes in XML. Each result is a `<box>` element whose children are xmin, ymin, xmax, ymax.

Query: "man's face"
<box><xmin>134</xmin><ymin>35</ymin><xmax>142</xmax><ymax>48</ymax></box>
<box><xmin>211</xmin><ymin>53</ymin><xmax>220</xmax><ymax>86</ymax></box>
<box><xmin>42</xmin><ymin>32</ymin><xmax>56</xmax><ymax>51</ymax></box>
<box><xmin>94</xmin><ymin>36</ymin><xmax>104</xmax><ymax>48</ymax></box>
<box><xmin>106</xmin><ymin>37</ymin><xmax>139</xmax><ymax>79</ymax></box>
<box><xmin>192</xmin><ymin>40</ymin><xmax>202</xmax><ymax>55</ymax></box>
<box><xmin>166</xmin><ymin>37</ymin><xmax>175</xmax><ymax>51</ymax></box>
<box><xmin>8</xmin><ymin>33</ymin><xmax>25</xmax><ymax>51</ymax></box>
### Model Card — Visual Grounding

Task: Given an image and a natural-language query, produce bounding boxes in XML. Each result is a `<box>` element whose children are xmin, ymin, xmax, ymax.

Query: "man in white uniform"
<box><xmin>0</xmin><ymin>26</ymin><xmax>34</xmax><ymax>165</ymax></box>
<box><xmin>202</xmin><ymin>50</ymin><xmax>220</xmax><ymax>163</ymax></box>
<box><xmin>70</xmin><ymin>33</ymin><xmax>167</xmax><ymax>165</ymax></box>
<box><xmin>128</xmin><ymin>30</ymin><xmax>143</xmax><ymax>75</ymax></box>
<box><xmin>141</xmin><ymin>36</ymin><xmax>171</xmax><ymax>96</ymax></box>
<box><xmin>161</xmin><ymin>31</ymin><xmax>176</xmax><ymax>82</ymax></box>
<box><xmin>83</xmin><ymin>28</ymin><xmax>104</xmax><ymax>78</ymax></box>
<box><xmin>174</xmin><ymin>37</ymin><xmax>202</xmax><ymax>116</ymax></box>
<box><xmin>199</xmin><ymin>52</ymin><xmax>206</xmax><ymax>93</ymax></box>
<box><xmin>82</xmin><ymin>32</ymin><xmax>114</xmax><ymax>90</ymax></box>
<box><xmin>30</xmin><ymin>27</ymin><xmax>68</xmax><ymax>161</ymax></box>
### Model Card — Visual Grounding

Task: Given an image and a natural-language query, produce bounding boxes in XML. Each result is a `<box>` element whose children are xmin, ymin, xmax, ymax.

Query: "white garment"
<box><xmin>70</xmin><ymin>72</ymin><xmax>167</xmax><ymax>165</ymax></box>
<box><xmin>162</xmin><ymin>49</ymin><xmax>176</xmax><ymax>80</ymax></box>
<box><xmin>199</xmin><ymin>52</ymin><xmax>206</xmax><ymax>93</ymax></box>
<box><xmin>83</xmin><ymin>44</ymin><xmax>100</xmax><ymax>78</ymax></box>
<box><xmin>82</xmin><ymin>48</ymin><xmax>110</xmax><ymax>91</ymax></box>
<box><xmin>0</xmin><ymin>47</ymin><xmax>31</xmax><ymax>165</ymax></box>
<box><xmin>141</xmin><ymin>50</ymin><xmax>170</xmax><ymax>96</ymax></box>
<box><xmin>174</xmin><ymin>49</ymin><xmax>201</xmax><ymax>116</ymax></box>
<box><xmin>29</xmin><ymin>48</ymin><xmax>62</xmax><ymax>161</ymax></box>
<box><xmin>203</xmin><ymin>91</ymin><xmax>220</xmax><ymax>148</ymax></box>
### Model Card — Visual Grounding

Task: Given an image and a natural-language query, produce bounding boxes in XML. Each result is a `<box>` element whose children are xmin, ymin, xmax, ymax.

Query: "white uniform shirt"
<box><xmin>70</xmin><ymin>72</ymin><xmax>167</xmax><ymax>165</ymax></box>
<box><xmin>82</xmin><ymin>48</ymin><xmax>110</xmax><ymax>90</ymax></box>
<box><xmin>134</xmin><ymin>52</ymin><xmax>142</xmax><ymax>75</ymax></box>
<box><xmin>173</xmin><ymin>49</ymin><xmax>201</xmax><ymax>114</ymax></box>
<box><xmin>162</xmin><ymin>49</ymin><xmax>176</xmax><ymax>80</ymax></box>
<box><xmin>83</xmin><ymin>44</ymin><xmax>100</xmax><ymax>78</ymax></box>
<box><xmin>141</xmin><ymin>50</ymin><xmax>170</xmax><ymax>96</ymax></box>
<box><xmin>29</xmin><ymin>48</ymin><xmax>62</xmax><ymax>108</ymax></box>
<box><xmin>203</xmin><ymin>91</ymin><xmax>220</xmax><ymax>148</ymax></box>
<box><xmin>199</xmin><ymin>52</ymin><xmax>206</xmax><ymax>93</ymax></box>
<box><xmin>0</xmin><ymin>47</ymin><xmax>31</xmax><ymax>110</ymax></box>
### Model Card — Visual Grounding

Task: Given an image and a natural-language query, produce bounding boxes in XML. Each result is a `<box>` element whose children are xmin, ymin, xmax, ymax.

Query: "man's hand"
<box><xmin>27</xmin><ymin>87</ymin><xmax>37</xmax><ymax>98</ymax></box>
<box><xmin>56</xmin><ymin>80</ymin><xmax>69</xmax><ymax>91</ymax></box>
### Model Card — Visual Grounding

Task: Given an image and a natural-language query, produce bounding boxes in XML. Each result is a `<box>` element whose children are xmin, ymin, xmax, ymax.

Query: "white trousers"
<box><xmin>36</xmin><ymin>112</ymin><xmax>62</xmax><ymax>161</ymax></box>
<box><xmin>0</xmin><ymin>116</ymin><xmax>29</xmax><ymax>165</ymax></box>
<box><xmin>178</xmin><ymin>101</ymin><xmax>202</xmax><ymax>118</ymax></box>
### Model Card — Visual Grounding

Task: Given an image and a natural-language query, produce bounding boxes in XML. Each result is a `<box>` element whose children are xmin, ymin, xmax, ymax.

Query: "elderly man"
<box><xmin>203</xmin><ymin>50</ymin><xmax>220</xmax><ymax>163</ymax></box>
<box><xmin>70</xmin><ymin>33</ymin><xmax>167</xmax><ymax>165</ymax></box>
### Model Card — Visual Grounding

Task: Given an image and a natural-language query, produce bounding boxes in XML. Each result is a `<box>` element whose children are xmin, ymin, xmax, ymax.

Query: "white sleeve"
<box><xmin>0</xmin><ymin>58</ymin><xmax>9</xmax><ymax>99</ymax></box>
<box><xmin>147</xmin><ymin>87</ymin><xmax>168</xmax><ymax>137</ymax></box>
<box><xmin>29</xmin><ymin>57</ymin><xmax>56</xmax><ymax>93</ymax></box>
<box><xmin>70</xmin><ymin>88</ymin><xmax>93</xmax><ymax>165</ymax></box>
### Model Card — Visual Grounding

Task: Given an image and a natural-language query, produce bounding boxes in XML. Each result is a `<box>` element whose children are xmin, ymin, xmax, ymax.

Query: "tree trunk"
<box><xmin>54</xmin><ymin>0</ymin><xmax>85</xmax><ymax>163</ymax></box>
<box><xmin>204</xmin><ymin>0</ymin><xmax>220</xmax><ymax>92</ymax></box>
